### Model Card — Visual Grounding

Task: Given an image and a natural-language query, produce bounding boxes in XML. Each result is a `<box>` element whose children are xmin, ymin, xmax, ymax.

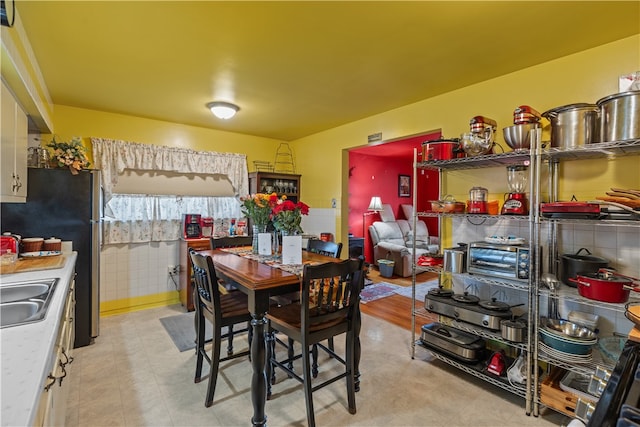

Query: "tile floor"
<box><xmin>65</xmin><ymin>304</ymin><xmax>569</xmax><ymax>426</ymax></box>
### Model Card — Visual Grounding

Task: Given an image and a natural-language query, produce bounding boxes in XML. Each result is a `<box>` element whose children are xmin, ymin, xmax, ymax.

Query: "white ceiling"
<box><xmin>15</xmin><ymin>1</ymin><xmax>640</xmax><ymax>141</ymax></box>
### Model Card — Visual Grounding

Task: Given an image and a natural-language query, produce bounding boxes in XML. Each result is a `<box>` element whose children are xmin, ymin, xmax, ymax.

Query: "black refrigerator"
<box><xmin>1</xmin><ymin>168</ymin><xmax>101</xmax><ymax>347</ymax></box>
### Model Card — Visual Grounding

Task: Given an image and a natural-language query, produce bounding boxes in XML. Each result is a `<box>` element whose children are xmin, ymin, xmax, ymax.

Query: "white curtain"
<box><xmin>103</xmin><ymin>194</ymin><xmax>241</xmax><ymax>243</ymax></box>
<box><xmin>91</xmin><ymin>138</ymin><xmax>248</xmax><ymax>244</ymax></box>
<box><xmin>91</xmin><ymin>137</ymin><xmax>248</xmax><ymax>203</ymax></box>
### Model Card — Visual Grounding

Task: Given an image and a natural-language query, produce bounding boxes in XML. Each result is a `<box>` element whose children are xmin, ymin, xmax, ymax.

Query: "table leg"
<box><xmin>250</xmin><ymin>313</ymin><xmax>268</xmax><ymax>427</ymax></box>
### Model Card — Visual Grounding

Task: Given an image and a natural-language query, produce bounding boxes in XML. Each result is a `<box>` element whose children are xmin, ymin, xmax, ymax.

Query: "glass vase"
<box><xmin>251</xmin><ymin>224</ymin><xmax>267</xmax><ymax>254</ymax></box>
<box><xmin>273</xmin><ymin>229</ymin><xmax>291</xmax><ymax>256</ymax></box>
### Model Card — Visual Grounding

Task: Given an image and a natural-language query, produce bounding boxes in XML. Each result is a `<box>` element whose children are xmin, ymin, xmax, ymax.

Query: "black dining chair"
<box><xmin>210</xmin><ymin>235</ymin><xmax>252</xmax><ymax>249</ymax></box>
<box><xmin>276</xmin><ymin>239</ymin><xmax>343</xmax><ymax>376</ymax></box>
<box><xmin>266</xmin><ymin>258</ymin><xmax>365</xmax><ymax>427</ymax></box>
<box><xmin>189</xmin><ymin>249</ymin><xmax>252</xmax><ymax>407</ymax></box>
<box><xmin>306</xmin><ymin>239</ymin><xmax>343</xmax><ymax>258</ymax></box>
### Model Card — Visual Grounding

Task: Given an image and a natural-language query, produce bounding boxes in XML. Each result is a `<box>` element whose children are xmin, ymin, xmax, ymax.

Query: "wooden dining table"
<box><xmin>199</xmin><ymin>248</ymin><xmax>362</xmax><ymax>427</ymax></box>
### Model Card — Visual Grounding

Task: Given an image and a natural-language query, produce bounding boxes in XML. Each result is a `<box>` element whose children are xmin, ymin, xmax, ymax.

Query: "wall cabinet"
<box><xmin>1</xmin><ymin>80</ymin><xmax>28</xmax><ymax>202</ymax></box>
<box><xmin>179</xmin><ymin>238</ymin><xmax>211</xmax><ymax>311</ymax></box>
<box><xmin>34</xmin><ymin>278</ymin><xmax>76</xmax><ymax>426</ymax></box>
<box><xmin>248</xmin><ymin>172</ymin><xmax>300</xmax><ymax>202</ymax></box>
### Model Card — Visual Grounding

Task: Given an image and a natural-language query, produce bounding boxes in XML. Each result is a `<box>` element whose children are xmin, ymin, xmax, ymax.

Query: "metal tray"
<box><xmin>420</xmin><ymin>322</ymin><xmax>486</xmax><ymax>363</ymax></box>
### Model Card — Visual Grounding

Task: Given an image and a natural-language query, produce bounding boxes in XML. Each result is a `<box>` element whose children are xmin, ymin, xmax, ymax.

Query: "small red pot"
<box><xmin>570</xmin><ymin>270</ymin><xmax>640</xmax><ymax>303</ymax></box>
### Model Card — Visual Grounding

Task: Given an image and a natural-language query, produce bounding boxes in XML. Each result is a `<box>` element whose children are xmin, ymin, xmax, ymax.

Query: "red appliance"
<box><xmin>470</xmin><ymin>116</ymin><xmax>498</xmax><ymax>134</ymax></box>
<box><xmin>540</xmin><ymin>201</ymin><xmax>601</xmax><ymax>219</ymax></box>
<box><xmin>501</xmin><ymin>165</ymin><xmax>529</xmax><ymax>215</ymax></box>
<box><xmin>421</xmin><ymin>138</ymin><xmax>465</xmax><ymax>161</ymax></box>
<box><xmin>468</xmin><ymin>187</ymin><xmax>488</xmax><ymax>214</ymax></box>
<box><xmin>183</xmin><ymin>214</ymin><xmax>202</xmax><ymax>238</ymax></box>
<box><xmin>487</xmin><ymin>351</ymin><xmax>507</xmax><ymax>376</ymax></box>
<box><xmin>513</xmin><ymin>105</ymin><xmax>541</xmax><ymax>125</ymax></box>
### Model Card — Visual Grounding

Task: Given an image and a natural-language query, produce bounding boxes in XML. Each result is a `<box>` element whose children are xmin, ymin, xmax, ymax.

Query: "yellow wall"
<box><xmin>47</xmin><ymin>105</ymin><xmax>286</xmax><ymax>168</ymax></box>
<box><xmin>35</xmin><ymin>35</ymin><xmax>640</xmax><ymax>248</ymax></box>
<box><xmin>291</xmin><ymin>35</ymin><xmax>640</xmax><ymax>246</ymax></box>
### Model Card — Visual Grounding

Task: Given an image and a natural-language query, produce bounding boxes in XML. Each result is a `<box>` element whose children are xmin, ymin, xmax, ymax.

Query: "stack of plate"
<box><xmin>539</xmin><ymin>342</ymin><xmax>593</xmax><ymax>364</ymax></box>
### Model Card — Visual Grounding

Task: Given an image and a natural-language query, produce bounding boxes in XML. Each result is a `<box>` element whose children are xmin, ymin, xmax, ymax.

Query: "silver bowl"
<box><xmin>545</xmin><ymin>318</ymin><xmax>597</xmax><ymax>341</ymax></box>
<box><xmin>502</xmin><ymin>123</ymin><xmax>540</xmax><ymax>151</ymax></box>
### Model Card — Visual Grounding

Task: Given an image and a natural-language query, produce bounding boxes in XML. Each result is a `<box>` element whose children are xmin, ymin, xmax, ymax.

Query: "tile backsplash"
<box><xmin>99</xmin><ymin>241</ymin><xmax>179</xmax><ymax>304</ymax></box>
<box><xmin>450</xmin><ymin>217</ymin><xmax>640</xmax><ymax>336</ymax></box>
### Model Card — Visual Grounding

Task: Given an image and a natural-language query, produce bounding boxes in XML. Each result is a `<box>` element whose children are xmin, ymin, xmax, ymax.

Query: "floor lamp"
<box><xmin>363</xmin><ymin>196</ymin><xmax>383</xmax><ymax>264</ymax></box>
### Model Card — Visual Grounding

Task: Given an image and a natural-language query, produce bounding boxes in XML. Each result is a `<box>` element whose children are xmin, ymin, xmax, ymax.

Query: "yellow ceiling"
<box><xmin>15</xmin><ymin>1</ymin><xmax>640</xmax><ymax>141</ymax></box>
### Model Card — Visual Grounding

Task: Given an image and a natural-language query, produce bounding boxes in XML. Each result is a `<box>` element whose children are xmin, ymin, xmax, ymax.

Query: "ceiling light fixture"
<box><xmin>206</xmin><ymin>101</ymin><xmax>239</xmax><ymax>120</ymax></box>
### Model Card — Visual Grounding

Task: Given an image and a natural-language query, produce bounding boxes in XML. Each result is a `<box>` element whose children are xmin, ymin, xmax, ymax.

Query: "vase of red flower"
<box><xmin>271</xmin><ymin>196</ymin><xmax>309</xmax><ymax>255</ymax></box>
<box><xmin>272</xmin><ymin>198</ymin><xmax>309</xmax><ymax>235</ymax></box>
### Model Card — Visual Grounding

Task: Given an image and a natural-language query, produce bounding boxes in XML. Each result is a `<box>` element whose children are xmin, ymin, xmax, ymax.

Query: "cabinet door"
<box><xmin>0</xmin><ymin>81</ymin><xmax>28</xmax><ymax>201</ymax></box>
<box><xmin>14</xmin><ymin>100</ymin><xmax>27</xmax><ymax>198</ymax></box>
<box><xmin>1</xmin><ymin>82</ymin><xmax>17</xmax><ymax>198</ymax></box>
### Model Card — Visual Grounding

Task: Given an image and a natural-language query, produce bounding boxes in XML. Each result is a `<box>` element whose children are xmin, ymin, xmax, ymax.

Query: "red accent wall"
<box><xmin>348</xmin><ymin>131</ymin><xmax>441</xmax><ymax>263</ymax></box>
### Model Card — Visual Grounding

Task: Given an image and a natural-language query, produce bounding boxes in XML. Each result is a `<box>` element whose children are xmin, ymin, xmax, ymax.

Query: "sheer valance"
<box><xmin>91</xmin><ymin>137</ymin><xmax>248</xmax><ymax>203</ymax></box>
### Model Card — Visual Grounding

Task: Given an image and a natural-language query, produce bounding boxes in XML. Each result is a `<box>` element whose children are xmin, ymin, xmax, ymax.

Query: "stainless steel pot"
<box><xmin>597</xmin><ymin>90</ymin><xmax>640</xmax><ymax>142</ymax></box>
<box><xmin>542</xmin><ymin>103</ymin><xmax>599</xmax><ymax>148</ymax></box>
<box><xmin>500</xmin><ymin>318</ymin><xmax>526</xmax><ymax>343</ymax></box>
<box><xmin>443</xmin><ymin>244</ymin><xmax>467</xmax><ymax>273</ymax></box>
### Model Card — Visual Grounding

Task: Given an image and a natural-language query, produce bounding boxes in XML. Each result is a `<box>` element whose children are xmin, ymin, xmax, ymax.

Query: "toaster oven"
<box><xmin>467</xmin><ymin>241</ymin><xmax>531</xmax><ymax>282</ymax></box>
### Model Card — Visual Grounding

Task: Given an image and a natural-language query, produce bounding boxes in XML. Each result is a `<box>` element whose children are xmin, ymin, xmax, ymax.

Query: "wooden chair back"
<box><xmin>301</xmin><ymin>258</ymin><xmax>364</xmax><ymax>330</ymax></box>
<box><xmin>306</xmin><ymin>239</ymin><xmax>343</xmax><ymax>258</ymax></box>
<box><xmin>189</xmin><ymin>248</ymin><xmax>222</xmax><ymax>321</ymax></box>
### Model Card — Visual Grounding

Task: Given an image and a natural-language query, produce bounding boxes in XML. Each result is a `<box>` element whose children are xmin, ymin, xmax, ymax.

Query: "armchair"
<box><xmin>368</xmin><ymin>205</ymin><xmax>439</xmax><ymax>277</ymax></box>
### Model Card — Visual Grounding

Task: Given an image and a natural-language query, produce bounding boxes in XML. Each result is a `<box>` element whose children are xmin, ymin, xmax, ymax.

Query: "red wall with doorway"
<box><xmin>348</xmin><ymin>132</ymin><xmax>440</xmax><ymax>263</ymax></box>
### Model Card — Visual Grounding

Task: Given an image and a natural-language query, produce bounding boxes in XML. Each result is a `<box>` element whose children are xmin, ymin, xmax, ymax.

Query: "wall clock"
<box><xmin>1</xmin><ymin>0</ymin><xmax>15</xmax><ymax>27</ymax></box>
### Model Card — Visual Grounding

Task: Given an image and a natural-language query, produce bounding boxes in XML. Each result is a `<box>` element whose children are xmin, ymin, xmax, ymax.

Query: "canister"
<box><xmin>542</xmin><ymin>103</ymin><xmax>599</xmax><ymax>148</ymax></box>
<box><xmin>443</xmin><ymin>247</ymin><xmax>466</xmax><ymax>273</ymax></box>
<box><xmin>597</xmin><ymin>90</ymin><xmax>640</xmax><ymax>142</ymax></box>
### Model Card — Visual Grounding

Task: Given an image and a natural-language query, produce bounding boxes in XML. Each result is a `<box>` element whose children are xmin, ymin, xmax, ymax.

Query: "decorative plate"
<box><xmin>19</xmin><ymin>251</ymin><xmax>62</xmax><ymax>258</ymax></box>
<box><xmin>484</xmin><ymin>235</ymin><xmax>526</xmax><ymax>245</ymax></box>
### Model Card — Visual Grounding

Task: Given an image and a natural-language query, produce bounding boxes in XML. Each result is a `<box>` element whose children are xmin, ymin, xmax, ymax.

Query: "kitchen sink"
<box><xmin>0</xmin><ymin>278</ymin><xmax>58</xmax><ymax>328</ymax></box>
<box><xmin>0</xmin><ymin>283</ymin><xmax>51</xmax><ymax>303</ymax></box>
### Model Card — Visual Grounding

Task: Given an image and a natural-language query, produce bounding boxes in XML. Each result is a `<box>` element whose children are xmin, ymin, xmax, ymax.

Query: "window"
<box><xmin>92</xmin><ymin>137</ymin><xmax>248</xmax><ymax>244</ymax></box>
<box><xmin>103</xmin><ymin>194</ymin><xmax>240</xmax><ymax>243</ymax></box>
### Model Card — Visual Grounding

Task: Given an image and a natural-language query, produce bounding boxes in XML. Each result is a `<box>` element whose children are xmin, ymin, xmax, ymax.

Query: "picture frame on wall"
<box><xmin>398</xmin><ymin>174</ymin><xmax>410</xmax><ymax>197</ymax></box>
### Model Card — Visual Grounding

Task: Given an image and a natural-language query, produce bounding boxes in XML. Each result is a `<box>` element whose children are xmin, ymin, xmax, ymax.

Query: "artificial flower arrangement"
<box><xmin>271</xmin><ymin>196</ymin><xmax>309</xmax><ymax>235</ymax></box>
<box><xmin>47</xmin><ymin>136</ymin><xmax>90</xmax><ymax>174</ymax></box>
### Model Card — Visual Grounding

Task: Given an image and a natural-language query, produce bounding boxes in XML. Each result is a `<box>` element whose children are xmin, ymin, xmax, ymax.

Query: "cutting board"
<box><xmin>0</xmin><ymin>255</ymin><xmax>66</xmax><ymax>275</ymax></box>
<box><xmin>629</xmin><ymin>327</ymin><xmax>640</xmax><ymax>343</ymax></box>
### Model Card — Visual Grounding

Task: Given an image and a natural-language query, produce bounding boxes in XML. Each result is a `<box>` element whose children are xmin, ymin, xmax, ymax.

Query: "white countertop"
<box><xmin>0</xmin><ymin>253</ymin><xmax>77</xmax><ymax>427</ymax></box>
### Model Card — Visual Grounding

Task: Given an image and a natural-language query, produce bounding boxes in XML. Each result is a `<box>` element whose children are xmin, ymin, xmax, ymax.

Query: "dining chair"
<box><xmin>189</xmin><ymin>249</ymin><xmax>252</xmax><ymax>407</ymax></box>
<box><xmin>276</xmin><ymin>239</ymin><xmax>343</xmax><ymax>376</ymax></box>
<box><xmin>267</xmin><ymin>258</ymin><xmax>365</xmax><ymax>427</ymax></box>
<box><xmin>306</xmin><ymin>239</ymin><xmax>343</xmax><ymax>258</ymax></box>
<box><xmin>210</xmin><ymin>235</ymin><xmax>252</xmax><ymax>249</ymax></box>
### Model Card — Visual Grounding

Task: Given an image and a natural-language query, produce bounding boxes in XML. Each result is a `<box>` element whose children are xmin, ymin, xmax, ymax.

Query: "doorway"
<box><xmin>347</xmin><ymin>130</ymin><xmax>441</xmax><ymax>263</ymax></box>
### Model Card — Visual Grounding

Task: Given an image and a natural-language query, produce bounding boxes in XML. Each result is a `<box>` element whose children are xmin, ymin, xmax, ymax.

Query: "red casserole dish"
<box><xmin>422</xmin><ymin>138</ymin><xmax>465</xmax><ymax>161</ymax></box>
<box><xmin>569</xmin><ymin>270</ymin><xmax>640</xmax><ymax>303</ymax></box>
<box><xmin>540</xmin><ymin>202</ymin><xmax>601</xmax><ymax>219</ymax></box>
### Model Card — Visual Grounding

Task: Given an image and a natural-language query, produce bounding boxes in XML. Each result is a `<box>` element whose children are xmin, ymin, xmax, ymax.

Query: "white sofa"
<box><xmin>368</xmin><ymin>204</ymin><xmax>439</xmax><ymax>277</ymax></box>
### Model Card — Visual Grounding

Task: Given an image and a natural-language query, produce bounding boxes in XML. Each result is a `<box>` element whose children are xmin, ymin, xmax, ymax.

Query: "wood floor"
<box><xmin>360</xmin><ymin>267</ymin><xmax>439</xmax><ymax>334</ymax></box>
